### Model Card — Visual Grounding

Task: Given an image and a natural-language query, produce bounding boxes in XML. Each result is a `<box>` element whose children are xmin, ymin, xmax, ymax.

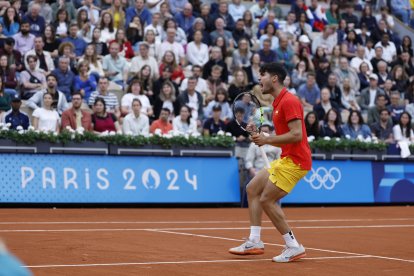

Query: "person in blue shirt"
<box><xmin>125</xmin><ymin>0</ymin><xmax>152</xmax><ymax>28</ymax></box>
<box><xmin>342</xmin><ymin>110</ymin><xmax>372</xmax><ymax>140</ymax></box>
<box><xmin>73</xmin><ymin>60</ymin><xmax>97</xmax><ymax>103</ymax></box>
<box><xmin>297</xmin><ymin>73</ymin><xmax>321</xmax><ymax>113</ymax></box>
<box><xmin>0</xmin><ymin>7</ymin><xmax>20</xmax><ymax>37</ymax></box>
<box><xmin>23</xmin><ymin>3</ymin><xmax>45</xmax><ymax>37</ymax></box>
<box><xmin>203</xmin><ymin>104</ymin><xmax>226</xmax><ymax>136</ymax></box>
<box><xmin>52</xmin><ymin>57</ymin><xmax>75</xmax><ymax>101</ymax></box>
<box><xmin>174</xmin><ymin>3</ymin><xmax>195</xmax><ymax>34</ymax></box>
<box><xmin>62</xmin><ymin>23</ymin><xmax>87</xmax><ymax>57</ymax></box>
<box><xmin>2</xmin><ymin>95</ymin><xmax>30</xmax><ymax>130</ymax></box>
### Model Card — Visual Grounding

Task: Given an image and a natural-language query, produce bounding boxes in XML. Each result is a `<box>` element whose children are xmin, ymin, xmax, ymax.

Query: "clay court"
<box><xmin>1</xmin><ymin>206</ymin><xmax>413</xmax><ymax>276</ymax></box>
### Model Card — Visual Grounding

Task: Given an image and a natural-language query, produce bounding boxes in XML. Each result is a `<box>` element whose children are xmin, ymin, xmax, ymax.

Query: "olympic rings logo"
<box><xmin>303</xmin><ymin>167</ymin><xmax>342</xmax><ymax>190</ymax></box>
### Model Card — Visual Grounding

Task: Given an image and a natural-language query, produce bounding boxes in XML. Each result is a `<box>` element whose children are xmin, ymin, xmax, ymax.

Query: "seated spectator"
<box><xmin>153</xmin><ymin>80</ymin><xmax>180</xmax><ymax>121</ymax></box>
<box><xmin>1</xmin><ymin>6</ymin><xmax>20</xmax><ymax>37</ymax></box>
<box><xmin>231</xmin><ymin>38</ymin><xmax>252</xmax><ymax>71</ymax></box>
<box><xmin>393</xmin><ymin>111</ymin><xmax>414</xmax><ymax>144</ymax></box>
<box><xmin>225</xmin><ymin>107</ymin><xmax>249</xmax><ymax>143</ymax></box>
<box><xmin>32</xmin><ymin>92</ymin><xmax>60</xmax><ymax>133</ymax></box>
<box><xmin>387</xmin><ymin>91</ymin><xmax>406</xmax><ymax>125</ymax></box>
<box><xmin>329</xmin><ymin>45</ymin><xmax>342</xmax><ymax>70</ymax></box>
<box><xmin>204</xmin><ymin>88</ymin><xmax>232</xmax><ymax>123</ymax></box>
<box><xmin>159</xmin><ymin>50</ymin><xmax>185</xmax><ymax>85</ymax></box>
<box><xmin>143</xmin><ymin>29</ymin><xmax>161</xmax><ymax>60</ymax></box>
<box><xmin>174</xmin><ymin>3</ymin><xmax>195</xmax><ymax>34</ymax></box>
<box><xmin>121</xmin><ymin>79</ymin><xmax>153</xmax><ymax>118</ymax></box>
<box><xmin>391</xmin><ymin>0</ymin><xmax>411</xmax><ymax>25</ymax></box>
<box><xmin>187</xmin><ymin>17</ymin><xmax>211</xmax><ymax>45</ymax></box>
<box><xmin>0</xmin><ymin>37</ymin><xmax>23</xmax><ymax>72</ymax></box>
<box><xmin>242</xmin><ymin>10</ymin><xmax>257</xmax><ymax>40</ymax></box>
<box><xmin>159</xmin><ymin>26</ymin><xmax>186</xmax><ymax>65</ymax></box>
<box><xmin>53</xmin><ymin>8</ymin><xmax>70</xmax><ymax>38</ymax></box>
<box><xmin>244</xmin><ymin>53</ymin><xmax>261</xmax><ymax>86</ymax></box>
<box><xmin>210</xmin><ymin>17</ymin><xmax>234</xmax><ymax>49</ymax></box>
<box><xmin>172</xmin><ymin>105</ymin><xmax>199</xmax><ymax>135</ymax></box>
<box><xmin>367</xmin><ymin>94</ymin><xmax>390</xmax><ymax>126</ymax></box>
<box><xmin>27</xmin><ymin>74</ymin><xmax>68</xmax><ymax>116</ymax></box>
<box><xmin>89</xmin><ymin>76</ymin><xmax>120</xmax><ymax>118</ymax></box>
<box><xmin>132</xmin><ymin>65</ymin><xmax>156</xmax><ymax>104</ymax></box>
<box><xmin>351</xmin><ymin>46</ymin><xmax>373</xmax><ymax>73</ymax></box>
<box><xmin>79</xmin><ymin>44</ymin><xmax>104</xmax><ymax>78</ymax></box>
<box><xmin>376</xmin><ymin>60</ymin><xmax>389</xmax><ymax>89</ymax></box>
<box><xmin>245</xmin><ymin>123</ymin><xmax>281</xmax><ymax>178</ymax></box>
<box><xmin>12</xmin><ymin>19</ymin><xmax>35</xmax><ymax>55</ymax></box>
<box><xmin>0</xmin><ymin>54</ymin><xmax>17</xmax><ymax>96</ymax></box>
<box><xmin>20</xmin><ymin>55</ymin><xmax>47</xmax><ymax>100</ymax></box>
<box><xmin>144</xmin><ymin>12</ymin><xmax>162</xmax><ymax>43</ymax></box>
<box><xmin>284</xmin><ymin>75</ymin><xmax>296</xmax><ymax>95</ymax></box>
<box><xmin>178</xmin><ymin>77</ymin><xmax>204</xmax><ymax>124</ymax></box>
<box><xmin>320</xmin><ymin>108</ymin><xmax>343</xmax><ymax>138</ymax></box>
<box><xmin>206</xmin><ymin>65</ymin><xmax>229</xmax><ymax>104</ymax></box>
<box><xmin>23</xmin><ymin>3</ymin><xmax>46</xmax><ymax>37</ymax></box>
<box><xmin>304</xmin><ymin>111</ymin><xmax>320</xmax><ymax>139</ymax></box>
<box><xmin>100</xmin><ymin>12</ymin><xmax>117</xmax><ymax>44</ymax></box>
<box><xmin>0</xmin><ymin>77</ymin><xmax>10</xmax><ymax>121</ymax></box>
<box><xmin>103</xmin><ymin>42</ymin><xmax>128</xmax><ymax>88</ymax></box>
<box><xmin>359</xmin><ymin>5</ymin><xmax>377</xmax><ymax>31</ymax></box>
<box><xmin>126</xmin><ymin>16</ymin><xmax>145</xmax><ymax>46</ymax></box>
<box><xmin>370</xmin><ymin>108</ymin><xmax>394</xmax><ymax>144</ymax></box>
<box><xmin>2</xmin><ymin>95</ymin><xmax>30</xmax><ymax>130</ymax></box>
<box><xmin>202</xmin><ymin>46</ymin><xmax>229</xmax><ymax>83</ymax></box>
<box><xmin>341</xmin><ymin>78</ymin><xmax>360</xmax><ymax>112</ymax></box>
<box><xmin>228</xmin><ymin>69</ymin><xmax>251</xmax><ymax>103</ymax></box>
<box><xmin>62</xmin><ymin>23</ymin><xmax>87</xmax><ymax>57</ymax></box>
<box><xmin>150</xmin><ymin>107</ymin><xmax>173</xmax><ymax>134</ymax></box>
<box><xmin>179</xmin><ymin>65</ymin><xmax>208</xmax><ymax>95</ymax></box>
<box><xmin>358</xmin><ymin>73</ymin><xmax>385</xmax><ymax>113</ymax></box>
<box><xmin>91</xmin><ymin>97</ymin><xmax>121</xmax><ymax>134</ymax></box>
<box><xmin>186</xmin><ymin>30</ymin><xmax>209</xmax><ymax>67</ymax></box>
<box><xmin>294</xmin><ymin>12</ymin><xmax>312</xmax><ymax>38</ymax></box>
<box><xmin>313</xmin><ymin>87</ymin><xmax>340</xmax><ymax>121</ymax></box>
<box><xmin>374</xmin><ymin>33</ymin><xmax>397</xmax><ymax>64</ymax></box>
<box><xmin>390</xmin><ymin>65</ymin><xmax>409</xmax><ymax>94</ymax></box>
<box><xmin>275</xmin><ymin>35</ymin><xmax>294</xmax><ymax>72</ymax></box>
<box><xmin>291</xmin><ymin>60</ymin><xmax>309</xmax><ymax>89</ymax></box>
<box><xmin>61</xmin><ymin>92</ymin><xmax>92</xmax><ymax>132</ymax></box>
<box><xmin>89</xmin><ymin>27</ymin><xmax>109</xmax><ymax>58</ymax></box>
<box><xmin>259</xmin><ymin>23</ymin><xmax>278</xmax><ymax>51</ymax></box>
<box><xmin>297</xmin><ymin>73</ymin><xmax>321</xmax><ymax>113</ymax></box>
<box><xmin>342</xmin><ymin>110</ymin><xmax>372</xmax><ymax>140</ymax></box>
<box><xmin>122</xmin><ymin>99</ymin><xmax>150</xmax><ymax>136</ymax></box>
<box><xmin>109</xmin><ymin>29</ymin><xmax>134</xmax><ymax>60</ymax></box>
<box><xmin>341</xmin><ymin>4</ymin><xmax>359</xmax><ymax>29</ymax></box>
<box><xmin>357</xmin><ymin>62</ymin><xmax>371</xmax><ymax>92</ymax></box>
<box><xmin>315</xmin><ymin>57</ymin><xmax>331</xmax><ymax>90</ymax></box>
<box><xmin>130</xmin><ymin>42</ymin><xmax>159</xmax><ymax>80</ymax></box>
<box><xmin>258</xmin><ymin>39</ymin><xmax>277</xmax><ymax>65</ymax></box>
<box><xmin>232</xmin><ymin>18</ymin><xmax>251</xmax><ymax>49</ymax></box>
<box><xmin>203</xmin><ymin>104</ymin><xmax>226</xmax><ymax>136</ymax></box>
<box><xmin>74</xmin><ymin>61</ymin><xmax>97</xmax><ymax>103</ymax></box>
<box><xmin>334</xmin><ymin>57</ymin><xmax>360</xmax><ymax>93</ymax></box>
<box><xmin>125</xmin><ymin>0</ymin><xmax>151</xmax><ymax>27</ymax></box>
<box><xmin>24</xmin><ymin>36</ymin><xmax>55</xmax><ymax>75</ymax></box>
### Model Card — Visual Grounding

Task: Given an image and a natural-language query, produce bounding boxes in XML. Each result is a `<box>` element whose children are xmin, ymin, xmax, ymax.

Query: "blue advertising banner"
<box><xmin>0</xmin><ymin>154</ymin><xmax>240</xmax><ymax>203</ymax></box>
<box><xmin>372</xmin><ymin>163</ymin><xmax>414</xmax><ymax>203</ymax></box>
<box><xmin>283</xmin><ymin>160</ymin><xmax>374</xmax><ymax>203</ymax></box>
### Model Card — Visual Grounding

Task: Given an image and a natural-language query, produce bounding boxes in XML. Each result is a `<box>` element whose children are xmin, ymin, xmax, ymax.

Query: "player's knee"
<box><xmin>259</xmin><ymin>195</ymin><xmax>273</xmax><ymax>208</ymax></box>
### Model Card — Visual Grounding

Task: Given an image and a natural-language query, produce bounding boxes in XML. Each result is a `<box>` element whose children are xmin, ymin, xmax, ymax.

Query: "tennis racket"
<box><xmin>231</xmin><ymin>92</ymin><xmax>271</xmax><ymax>169</ymax></box>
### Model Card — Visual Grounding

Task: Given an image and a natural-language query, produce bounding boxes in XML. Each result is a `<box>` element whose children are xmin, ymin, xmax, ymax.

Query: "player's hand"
<box><xmin>251</xmin><ymin>132</ymin><xmax>267</xmax><ymax>147</ymax></box>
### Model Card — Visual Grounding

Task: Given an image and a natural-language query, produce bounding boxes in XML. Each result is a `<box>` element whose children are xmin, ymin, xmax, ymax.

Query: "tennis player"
<box><xmin>229</xmin><ymin>62</ymin><xmax>312</xmax><ymax>263</ymax></box>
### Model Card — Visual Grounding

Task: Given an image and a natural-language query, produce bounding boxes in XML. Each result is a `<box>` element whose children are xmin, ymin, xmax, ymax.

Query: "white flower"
<box><xmin>116</xmin><ymin>130</ymin><xmax>122</xmax><ymax>135</ymax></box>
<box><xmin>345</xmin><ymin>134</ymin><xmax>351</xmax><ymax>140</ymax></box>
<box><xmin>6</xmin><ymin>123</ymin><xmax>11</xmax><ymax>128</ymax></box>
<box><xmin>76</xmin><ymin>127</ymin><xmax>85</xmax><ymax>135</ymax></box>
<box><xmin>365</xmin><ymin>137</ymin><xmax>372</xmax><ymax>143</ymax></box>
<box><xmin>163</xmin><ymin>134</ymin><xmax>173</xmax><ymax>139</ymax></box>
<box><xmin>225</xmin><ymin>132</ymin><xmax>232</xmax><ymax>137</ymax></box>
<box><xmin>28</xmin><ymin>126</ymin><xmax>35</xmax><ymax>131</ymax></box>
<box><xmin>149</xmin><ymin>133</ymin><xmax>154</xmax><ymax>137</ymax></box>
<box><xmin>172</xmin><ymin>130</ymin><xmax>181</xmax><ymax>136</ymax></box>
<box><xmin>100</xmin><ymin>130</ymin><xmax>109</xmax><ymax>137</ymax></box>
<box><xmin>53</xmin><ymin>132</ymin><xmax>58</xmax><ymax>136</ymax></box>
<box><xmin>1</xmin><ymin>127</ymin><xmax>8</xmax><ymax>131</ymax></box>
<box><xmin>307</xmin><ymin>136</ymin><xmax>315</xmax><ymax>142</ymax></box>
<box><xmin>125</xmin><ymin>131</ymin><xmax>133</xmax><ymax>136</ymax></box>
<box><xmin>109</xmin><ymin>131</ymin><xmax>116</xmax><ymax>136</ymax></box>
<box><xmin>191</xmin><ymin>132</ymin><xmax>201</xmax><ymax>137</ymax></box>
<box><xmin>356</xmin><ymin>135</ymin><xmax>364</xmax><ymax>141</ymax></box>
<box><xmin>184</xmin><ymin>133</ymin><xmax>189</xmax><ymax>139</ymax></box>
<box><xmin>18</xmin><ymin>130</ymin><xmax>24</xmax><ymax>135</ymax></box>
<box><xmin>335</xmin><ymin>137</ymin><xmax>341</xmax><ymax>142</ymax></box>
<box><xmin>66</xmin><ymin>126</ymin><xmax>73</xmax><ymax>131</ymax></box>
<box><xmin>154</xmin><ymin>128</ymin><xmax>162</xmax><ymax>136</ymax></box>
<box><xmin>323</xmin><ymin>136</ymin><xmax>331</xmax><ymax>141</ymax></box>
<box><xmin>0</xmin><ymin>123</ymin><xmax>3</xmax><ymax>127</ymax></box>
<box><xmin>16</xmin><ymin>125</ymin><xmax>23</xmax><ymax>131</ymax></box>
<box><xmin>71</xmin><ymin>133</ymin><xmax>75</xmax><ymax>139</ymax></box>
<box><xmin>217</xmin><ymin>130</ymin><xmax>225</xmax><ymax>136</ymax></box>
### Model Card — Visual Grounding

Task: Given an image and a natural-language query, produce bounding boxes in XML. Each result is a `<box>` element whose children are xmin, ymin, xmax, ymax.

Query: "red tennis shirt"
<box><xmin>272</xmin><ymin>87</ymin><xmax>312</xmax><ymax>170</ymax></box>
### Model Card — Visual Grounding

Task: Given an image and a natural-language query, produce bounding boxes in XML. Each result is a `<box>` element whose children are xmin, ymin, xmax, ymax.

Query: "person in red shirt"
<box><xmin>150</xmin><ymin>108</ymin><xmax>173</xmax><ymax>134</ymax></box>
<box><xmin>229</xmin><ymin>62</ymin><xmax>312</xmax><ymax>263</ymax></box>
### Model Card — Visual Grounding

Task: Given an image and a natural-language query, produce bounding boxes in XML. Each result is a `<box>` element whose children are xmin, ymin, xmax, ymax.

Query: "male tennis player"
<box><xmin>229</xmin><ymin>62</ymin><xmax>312</xmax><ymax>263</ymax></box>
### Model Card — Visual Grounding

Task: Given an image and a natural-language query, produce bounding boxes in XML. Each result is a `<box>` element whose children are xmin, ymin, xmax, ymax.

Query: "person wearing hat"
<box><xmin>358</xmin><ymin>73</ymin><xmax>386</xmax><ymax>113</ymax></box>
<box><xmin>2</xmin><ymin>94</ymin><xmax>30</xmax><ymax>130</ymax></box>
<box><xmin>202</xmin><ymin>103</ymin><xmax>226</xmax><ymax>136</ymax></box>
<box><xmin>0</xmin><ymin>37</ymin><xmax>23</xmax><ymax>72</ymax></box>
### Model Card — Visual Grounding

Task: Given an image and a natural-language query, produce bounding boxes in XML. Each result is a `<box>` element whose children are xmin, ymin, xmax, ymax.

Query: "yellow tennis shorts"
<box><xmin>267</xmin><ymin>157</ymin><xmax>309</xmax><ymax>193</ymax></box>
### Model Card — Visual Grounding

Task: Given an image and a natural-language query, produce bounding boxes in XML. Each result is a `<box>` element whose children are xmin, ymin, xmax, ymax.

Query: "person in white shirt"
<box><xmin>32</xmin><ymin>92</ymin><xmax>60</xmax><ymax>133</ymax></box>
<box><xmin>158</xmin><ymin>27</ymin><xmax>186</xmax><ymax>65</ymax></box>
<box><xmin>179</xmin><ymin>65</ymin><xmax>208</xmax><ymax>94</ymax></box>
<box><xmin>249</xmin><ymin>0</ymin><xmax>268</xmax><ymax>23</ymax></box>
<box><xmin>350</xmin><ymin>45</ymin><xmax>373</xmax><ymax>73</ymax></box>
<box><xmin>77</xmin><ymin>0</ymin><xmax>100</xmax><ymax>27</ymax></box>
<box><xmin>121</xmin><ymin>79</ymin><xmax>153</xmax><ymax>117</ymax></box>
<box><xmin>130</xmin><ymin>42</ymin><xmax>160</xmax><ymax>79</ymax></box>
<box><xmin>173</xmin><ymin>105</ymin><xmax>199</xmax><ymax>135</ymax></box>
<box><xmin>123</xmin><ymin>98</ymin><xmax>150</xmax><ymax>136</ymax></box>
<box><xmin>393</xmin><ymin>111</ymin><xmax>414</xmax><ymax>144</ymax></box>
<box><xmin>186</xmin><ymin>30</ymin><xmax>209</xmax><ymax>66</ymax></box>
<box><xmin>374</xmin><ymin>33</ymin><xmax>396</xmax><ymax>63</ymax></box>
<box><xmin>229</xmin><ymin>0</ymin><xmax>246</xmax><ymax>22</ymax></box>
<box><xmin>144</xmin><ymin>12</ymin><xmax>163</xmax><ymax>43</ymax></box>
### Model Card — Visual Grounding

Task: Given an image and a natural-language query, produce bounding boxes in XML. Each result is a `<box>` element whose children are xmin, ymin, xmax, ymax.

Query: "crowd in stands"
<box><xmin>0</xmin><ymin>0</ymin><xmax>414</xmax><ymax>153</ymax></box>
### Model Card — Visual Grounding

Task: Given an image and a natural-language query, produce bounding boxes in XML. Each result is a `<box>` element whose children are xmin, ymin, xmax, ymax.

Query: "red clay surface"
<box><xmin>0</xmin><ymin>206</ymin><xmax>413</xmax><ymax>276</ymax></box>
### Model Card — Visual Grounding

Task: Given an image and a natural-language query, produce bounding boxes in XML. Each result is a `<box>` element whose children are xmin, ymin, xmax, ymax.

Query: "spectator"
<box><xmin>294</xmin><ymin>12</ymin><xmax>312</xmax><ymax>38</ymax></box>
<box><xmin>232</xmin><ymin>19</ymin><xmax>251</xmax><ymax>49</ymax></box>
<box><xmin>20</xmin><ymin>55</ymin><xmax>46</xmax><ymax>100</ymax></box>
<box><xmin>51</xmin><ymin>0</ymin><xmax>76</xmax><ymax>22</ymax></box>
<box><xmin>242</xmin><ymin>10</ymin><xmax>257</xmax><ymax>40</ymax></box>
<box><xmin>374</xmin><ymin>33</ymin><xmax>397</xmax><ymax>64</ymax></box>
<box><xmin>325</xmin><ymin>0</ymin><xmax>340</xmax><ymax>25</ymax></box>
<box><xmin>375</xmin><ymin>6</ymin><xmax>394</xmax><ymax>30</ymax></box>
<box><xmin>275</xmin><ymin>35</ymin><xmax>294</xmax><ymax>72</ymax></box>
<box><xmin>393</xmin><ymin>111</ymin><xmax>414</xmax><ymax>144</ymax></box>
<box><xmin>174</xmin><ymin>2</ymin><xmax>195</xmax><ymax>34</ymax></box>
<box><xmin>376</xmin><ymin>61</ymin><xmax>389</xmax><ymax>89</ymax></box>
<box><xmin>186</xmin><ymin>30</ymin><xmax>209</xmax><ymax>67</ymax></box>
<box><xmin>370</xmin><ymin>46</ymin><xmax>385</xmax><ymax>75</ymax></box>
<box><xmin>279</xmin><ymin>11</ymin><xmax>296</xmax><ymax>36</ymax></box>
<box><xmin>103</xmin><ymin>41</ymin><xmax>128</xmax><ymax>88</ymax></box>
<box><xmin>342</xmin><ymin>110</ymin><xmax>371</xmax><ymax>140</ymax></box>
<box><xmin>12</xmin><ymin>19</ymin><xmax>35</xmax><ymax>54</ymax></box>
<box><xmin>292</xmin><ymin>60</ymin><xmax>309</xmax><ymax>89</ymax></box>
<box><xmin>325</xmin><ymin>75</ymin><xmax>342</xmax><ymax>108</ymax></box>
<box><xmin>150</xmin><ymin>107</ymin><xmax>173</xmax><ymax>134</ymax></box>
<box><xmin>0</xmin><ymin>55</ymin><xmax>17</xmax><ymax>96</ymax></box>
<box><xmin>104</xmin><ymin>0</ymin><xmax>125</xmax><ymax>30</ymax></box>
<box><xmin>203</xmin><ymin>104</ymin><xmax>226</xmax><ymax>136</ymax></box>
<box><xmin>245</xmin><ymin>53</ymin><xmax>261</xmax><ymax>86</ymax></box>
<box><xmin>212</xmin><ymin>0</ymin><xmax>236</xmax><ymax>31</ymax></box>
<box><xmin>42</xmin><ymin>25</ymin><xmax>60</xmax><ymax>59</ymax></box>
<box><xmin>284</xmin><ymin>75</ymin><xmax>296</xmax><ymax>95</ymax></box>
<box><xmin>52</xmin><ymin>56</ymin><xmax>75</xmax><ymax>101</ymax></box>
<box><xmin>122</xmin><ymin>98</ymin><xmax>150</xmax><ymax>136</ymax></box>
<box><xmin>370</xmin><ymin>108</ymin><xmax>394</xmax><ymax>144</ymax></box>
<box><xmin>161</xmin><ymin>18</ymin><xmax>187</xmax><ymax>47</ymax></box>
<box><xmin>169</xmin><ymin>0</ymin><xmax>188</xmax><ymax>16</ymax></box>
<box><xmin>391</xmin><ymin>0</ymin><xmax>412</xmax><ymax>25</ymax></box>
<box><xmin>357</xmin><ymin>62</ymin><xmax>371</xmax><ymax>92</ymax></box>
<box><xmin>0</xmin><ymin>77</ymin><xmax>10</xmax><ymax>121</ymax></box>
<box><xmin>158</xmin><ymin>50</ymin><xmax>185</xmax><ymax>86</ymax></box>
<box><xmin>204</xmin><ymin>87</ymin><xmax>232</xmax><ymax>122</ymax></box>
<box><xmin>257</xmin><ymin>10</ymin><xmax>279</xmax><ymax>38</ymax></box>
<box><xmin>245</xmin><ymin>123</ymin><xmax>281</xmax><ymax>178</ymax></box>
<box><xmin>334</xmin><ymin>57</ymin><xmax>360</xmax><ymax>93</ymax></box>
<box><xmin>80</xmin><ymin>44</ymin><xmax>104</xmax><ymax>77</ymax></box>
<box><xmin>388</xmin><ymin>91</ymin><xmax>406</xmax><ymax>125</ymax></box>
<box><xmin>74</xmin><ymin>61</ymin><xmax>97</xmax><ymax>103</ymax></box>
<box><xmin>359</xmin><ymin>4</ymin><xmax>377</xmax><ymax>31</ymax></box>
<box><xmin>391</xmin><ymin>51</ymin><xmax>414</xmax><ymax>78</ymax></box>
<box><xmin>89</xmin><ymin>76</ymin><xmax>120</xmax><ymax>118</ymax></box>
<box><xmin>126</xmin><ymin>16</ymin><xmax>145</xmax><ymax>46</ymax></box>
<box><xmin>178</xmin><ymin>76</ymin><xmax>204</xmax><ymax>124</ymax></box>
<box><xmin>153</xmin><ymin>80</ymin><xmax>180</xmax><ymax>120</ymax></box>
<box><xmin>24</xmin><ymin>3</ymin><xmax>46</xmax><ymax>36</ymax></box>
<box><xmin>125</xmin><ymin>0</ymin><xmax>151</xmax><ymax>28</ymax></box>
<box><xmin>390</xmin><ymin>65</ymin><xmax>409</xmax><ymax>94</ymax></box>
<box><xmin>32</xmin><ymin>92</ymin><xmax>60</xmax><ymax>133</ymax></box>
<box><xmin>313</xmin><ymin>87</ymin><xmax>340</xmax><ymax>121</ymax></box>
<box><xmin>351</xmin><ymin>45</ymin><xmax>373</xmax><ymax>73</ymax></box>
<box><xmin>232</xmin><ymin>38</ymin><xmax>252</xmax><ymax>71</ymax></box>
<box><xmin>2</xmin><ymin>94</ymin><xmax>30</xmax><ymax>130</ymax></box>
<box><xmin>1</xmin><ymin>7</ymin><xmax>20</xmax><ymax>37</ymax></box>
<box><xmin>187</xmin><ymin>17</ymin><xmax>211</xmax><ymax>45</ymax></box>
<box><xmin>225</xmin><ymin>106</ymin><xmax>249</xmax><ymax>143</ymax></box>
<box><xmin>91</xmin><ymin>97</ymin><xmax>121</xmax><ymax>134</ymax></box>
<box><xmin>210</xmin><ymin>17</ymin><xmax>234</xmax><ymax>49</ymax></box>
<box><xmin>56</xmin><ymin>41</ymin><xmax>77</xmax><ymax>74</ymax></box>
<box><xmin>89</xmin><ymin>27</ymin><xmax>109</xmax><ymax>58</ymax></box>
<box><xmin>62</xmin><ymin>23</ymin><xmax>88</xmax><ymax>57</ymax></box>
<box><xmin>329</xmin><ymin>45</ymin><xmax>341</xmax><ymax>70</ymax></box>
<box><xmin>249</xmin><ymin>0</ymin><xmax>268</xmax><ymax>23</ymax></box>
<box><xmin>109</xmin><ymin>29</ymin><xmax>134</xmax><ymax>60</ymax></box>
<box><xmin>340</xmin><ymin>4</ymin><xmax>359</xmax><ymax>29</ymax></box>
<box><xmin>340</xmin><ymin>77</ymin><xmax>360</xmax><ymax>112</ymax></box>
<box><xmin>172</xmin><ymin>105</ymin><xmax>199</xmax><ymax>135</ymax></box>
<box><xmin>61</xmin><ymin>92</ymin><xmax>92</xmax><ymax>132</ymax></box>
<box><xmin>121</xmin><ymin>79</ymin><xmax>153</xmax><ymax>118</ymax></box>
<box><xmin>100</xmin><ymin>12</ymin><xmax>117</xmax><ymax>44</ymax></box>
<box><xmin>159</xmin><ymin>27</ymin><xmax>186</xmax><ymax>66</ymax></box>
<box><xmin>24</xmin><ymin>36</ymin><xmax>55</xmax><ymax>75</ymax></box>
<box><xmin>315</xmin><ymin>57</ymin><xmax>331</xmax><ymax>90</ymax></box>
<box><xmin>27</xmin><ymin>73</ymin><xmax>68</xmax><ymax>116</ymax></box>
<box><xmin>144</xmin><ymin>12</ymin><xmax>163</xmax><ymax>43</ymax></box>
<box><xmin>258</xmin><ymin>38</ymin><xmax>277</xmax><ymax>65</ymax></box>
<box><xmin>367</xmin><ymin>94</ymin><xmax>390</xmax><ymax>126</ymax></box>
<box><xmin>229</xmin><ymin>0</ymin><xmax>246</xmax><ymax>22</ymax></box>
<box><xmin>305</xmin><ymin>111</ymin><xmax>320</xmax><ymax>139</ymax></box>
<box><xmin>397</xmin><ymin>36</ymin><xmax>413</xmax><ymax>57</ymax></box>
<box><xmin>206</xmin><ymin>65</ymin><xmax>228</xmax><ymax>103</ymax></box>
<box><xmin>297</xmin><ymin>73</ymin><xmax>321</xmax><ymax>113</ymax></box>
<box><xmin>320</xmin><ymin>108</ymin><xmax>343</xmax><ymax>138</ymax></box>
<box><xmin>180</xmin><ymin>65</ymin><xmax>208</xmax><ymax>96</ymax></box>
<box><xmin>202</xmin><ymin>46</ymin><xmax>229</xmax><ymax>83</ymax></box>
<box><xmin>53</xmin><ymin>8</ymin><xmax>70</xmax><ymax>38</ymax></box>
<box><xmin>341</xmin><ymin>30</ymin><xmax>358</xmax><ymax>60</ymax></box>
<box><xmin>358</xmin><ymin>73</ymin><xmax>385</xmax><ymax>113</ymax></box>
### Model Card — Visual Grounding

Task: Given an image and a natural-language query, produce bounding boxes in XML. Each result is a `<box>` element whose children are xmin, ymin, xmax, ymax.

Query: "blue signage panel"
<box><xmin>372</xmin><ymin>163</ymin><xmax>414</xmax><ymax>203</ymax></box>
<box><xmin>0</xmin><ymin>154</ymin><xmax>240</xmax><ymax>203</ymax></box>
<box><xmin>283</xmin><ymin>160</ymin><xmax>374</xmax><ymax>203</ymax></box>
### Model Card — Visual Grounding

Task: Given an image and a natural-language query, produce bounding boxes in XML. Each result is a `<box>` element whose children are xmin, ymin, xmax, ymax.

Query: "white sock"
<box><xmin>282</xmin><ymin>230</ymin><xmax>300</xmax><ymax>248</ymax></box>
<box><xmin>249</xmin><ymin>226</ymin><xmax>261</xmax><ymax>243</ymax></box>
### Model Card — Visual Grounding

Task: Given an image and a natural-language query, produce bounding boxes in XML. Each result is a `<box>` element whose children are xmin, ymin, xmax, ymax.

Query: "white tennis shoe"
<box><xmin>229</xmin><ymin>239</ymin><xmax>264</xmax><ymax>255</ymax></box>
<box><xmin>272</xmin><ymin>245</ymin><xmax>306</xmax><ymax>263</ymax></box>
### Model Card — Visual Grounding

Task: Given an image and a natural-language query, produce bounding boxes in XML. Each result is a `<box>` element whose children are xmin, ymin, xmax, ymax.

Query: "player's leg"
<box><xmin>228</xmin><ymin>168</ymin><xmax>269</xmax><ymax>255</ymax></box>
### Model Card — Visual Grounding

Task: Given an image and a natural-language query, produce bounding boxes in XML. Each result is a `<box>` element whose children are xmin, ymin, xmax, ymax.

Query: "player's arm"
<box><xmin>252</xmin><ymin>119</ymin><xmax>303</xmax><ymax>147</ymax></box>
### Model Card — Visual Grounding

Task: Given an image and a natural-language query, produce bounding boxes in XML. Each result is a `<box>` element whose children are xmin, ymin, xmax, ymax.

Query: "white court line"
<box><xmin>1</xmin><ymin>224</ymin><xmax>414</xmax><ymax>233</ymax></box>
<box><xmin>1</xmin><ymin>218</ymin><xmax>414</xmax><ymax>225</ymax></box>
<box><xmin>26</xmin><ymin>256</ymin><xmax>372</xmax><ymax>269</ymax></box>
<box><xmin>149</xmin><ymin>229</ymin><xmax>414</xmax><ymax>264</ymax></box>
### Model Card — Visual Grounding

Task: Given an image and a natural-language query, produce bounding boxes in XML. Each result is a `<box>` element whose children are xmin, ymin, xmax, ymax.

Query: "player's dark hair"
<box><xmin>259</xmin><ymin>62</ymin><xmax>287</xmax><ymax>83</ymax></box>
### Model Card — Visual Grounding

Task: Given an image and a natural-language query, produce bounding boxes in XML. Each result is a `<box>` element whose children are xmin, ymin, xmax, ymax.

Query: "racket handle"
<box><xmin>259</xmin><ymin>132</ymin><xmax>271</xmax><ymax>169</ymax></box>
